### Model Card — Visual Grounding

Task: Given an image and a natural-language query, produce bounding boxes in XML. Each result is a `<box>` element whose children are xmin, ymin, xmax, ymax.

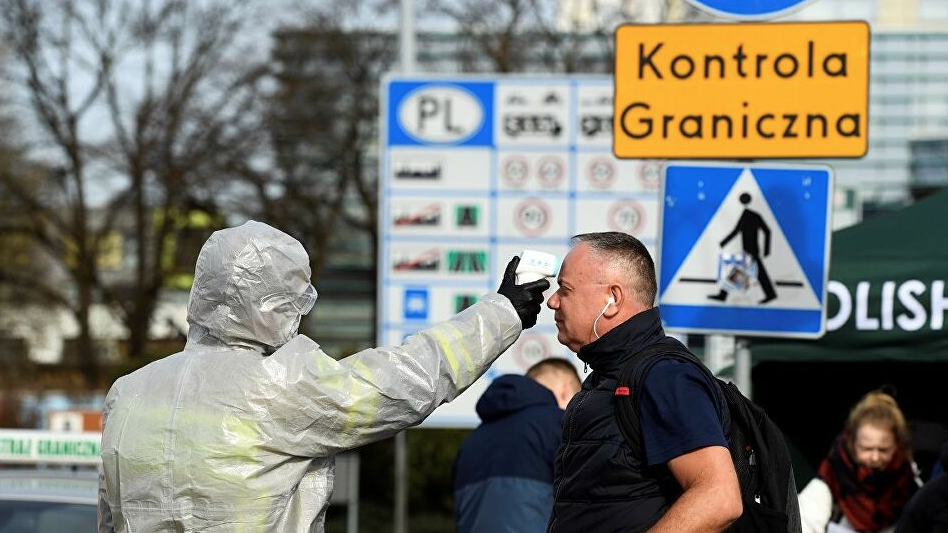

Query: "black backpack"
<box><xmin>615</xmin><ymin>344</ymin><xmax>802</xmax><ymax>533</ymax></box>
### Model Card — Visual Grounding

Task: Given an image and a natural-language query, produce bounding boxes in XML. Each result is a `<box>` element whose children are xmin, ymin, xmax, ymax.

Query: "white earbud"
<box><xmin>593</xmin><ymin>295</ymin><xmax>616</xmax><ymax>339</ymax></box>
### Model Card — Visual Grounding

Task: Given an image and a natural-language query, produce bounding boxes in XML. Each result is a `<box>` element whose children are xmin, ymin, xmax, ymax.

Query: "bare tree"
<box><xmin>0</xmin><ymin>46</ymin><xmax>45</xmax><ymax>400</ymax></box>
<box><xmin>422</xmin><ymin>0</ymin><xmax>549</xmax><ymax>72</ymax></box>
<box><xmin>424</xmin><ymin>0</ymin><xmax>709</xmax><ymax>74</ymax></box>
<box><xmin>419</xmin><ymin>0</ymin><xmax>618</xmax><ymax>73</ymax></box>
<box><xmin>0</xmin><ymin>0</ymin><xmax>267</xmax><ymax>385</ymax></box>
<box><xmin>227</xmin><ymin>2</ymin><xmax>394</xmax><ymax>286</ymax></box>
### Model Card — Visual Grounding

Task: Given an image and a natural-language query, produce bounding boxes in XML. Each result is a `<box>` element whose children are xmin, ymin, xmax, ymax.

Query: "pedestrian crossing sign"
<box><xmin>658</xmin><ymin>162</ymin><xmax>833</xmax><ymax>338</ymax></box>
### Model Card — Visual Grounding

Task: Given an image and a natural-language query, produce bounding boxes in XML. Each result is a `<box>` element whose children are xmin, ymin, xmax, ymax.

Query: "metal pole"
<box><xmin>734</xmin><ymin>337</ymin><xmax>752</xmax><ymax>399</ymax></box>
<box><xmin>394</xmin><ymin>431</ymin><xmax>407</xmax><ymax>533</ymax></box>
<box><xmin>395</xmin><ymin>3</ymin><xmax>413</xmax><ymax>529</ymax></box>
<box><xmin>347</xmin><ymin>452</ymin><xmax>360</xmax><ymax>533</ymax></box>
<box><xmin>395</xmin><ymin>3</ymin><xmax>414</xmax><ymax>530</ymax></box>
<box><xmin>399</xmin><ymin>0</ymin><xmax>416</xmax><ymax>73</ymax></box>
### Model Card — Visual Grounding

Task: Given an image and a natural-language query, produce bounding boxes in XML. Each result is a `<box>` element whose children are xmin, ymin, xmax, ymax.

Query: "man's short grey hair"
<box><xmin>571</xmin><ymin>232</ymin><xmax>656</xmax><ymax>307</ymax></box>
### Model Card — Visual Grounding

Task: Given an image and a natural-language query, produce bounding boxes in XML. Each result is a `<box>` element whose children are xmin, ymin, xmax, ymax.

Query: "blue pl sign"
<box><xmin>685</xmin><ymin>0</ymin><xmax>817</xmax><ymax>19</ymax></box>
<box><xmin>387</xmin><ymin>81</ymin><xmax>493</xmax><ymax>147</ymax></box>
<box><xmin>658</xmin><ymin>162</ymin><xmax>833</xmax><ymax>338</ymax></box>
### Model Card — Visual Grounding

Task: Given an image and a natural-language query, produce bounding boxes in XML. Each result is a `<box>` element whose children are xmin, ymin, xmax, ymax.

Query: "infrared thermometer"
<box><xmin>515</xmin><ymin>250</ymin><xmax>560</xmax><ymax>285</ymax></box>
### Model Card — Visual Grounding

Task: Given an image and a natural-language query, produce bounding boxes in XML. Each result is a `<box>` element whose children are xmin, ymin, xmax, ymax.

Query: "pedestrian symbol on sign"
<box><xmin>658</xmin><ymin>163</ymin><xmax>832</xmax><ymax>337</ymax></box>
<box><xmin>708</xmin><ymin>193</ymin><xmax>777</xmax><ymax>304</ymax></box>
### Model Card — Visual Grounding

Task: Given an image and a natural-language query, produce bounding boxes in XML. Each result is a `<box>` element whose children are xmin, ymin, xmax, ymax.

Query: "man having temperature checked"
<box><xmin>545</xmin><ymin>232</ymin><xmax>742</xmax><ymax>533</ymax></box>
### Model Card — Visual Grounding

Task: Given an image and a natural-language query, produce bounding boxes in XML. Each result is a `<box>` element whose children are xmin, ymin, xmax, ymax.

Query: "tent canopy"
<box><xmin>752</xmin><ymin>188</ymin><xmax>948</xmax><ymax>362</ymax></box>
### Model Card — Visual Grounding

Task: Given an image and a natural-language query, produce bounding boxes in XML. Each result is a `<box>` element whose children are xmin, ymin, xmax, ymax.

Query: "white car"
<box><xmin>0</xmin><ymin>469</ymin><xmax>98</xmax><ymax>531</ymax></box>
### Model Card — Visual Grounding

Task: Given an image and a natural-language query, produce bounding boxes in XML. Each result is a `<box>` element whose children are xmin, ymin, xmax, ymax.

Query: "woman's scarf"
<box><xmin>817</xmin><ymin>432</ymin><xmax>918</xmax><ymax>532</ymax></box>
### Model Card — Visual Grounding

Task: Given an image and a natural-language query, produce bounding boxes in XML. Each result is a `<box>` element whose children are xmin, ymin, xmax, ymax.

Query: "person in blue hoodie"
<box><xmin>453</xmin><ymin>358</ymin><xmax>582</xmax><ymax>533</ymax></box>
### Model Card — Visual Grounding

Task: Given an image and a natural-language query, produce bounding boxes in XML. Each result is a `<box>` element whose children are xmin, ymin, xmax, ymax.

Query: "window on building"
<box><xmin>909</xmin><ymin>139</ymin><xmax>948</xmax><ymax>189</ymax></box>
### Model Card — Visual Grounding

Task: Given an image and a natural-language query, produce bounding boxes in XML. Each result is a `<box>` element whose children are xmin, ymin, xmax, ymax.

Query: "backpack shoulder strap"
<box><xmin>615</xmin><ymin>342</ymin><xmax>706</xmax><ymax>458</ymax></box>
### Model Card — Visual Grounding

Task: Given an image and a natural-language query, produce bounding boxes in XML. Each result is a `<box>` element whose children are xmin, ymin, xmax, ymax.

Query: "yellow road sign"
<box><xmin>614</xmin><ymin>22</ymin><xmax>869</xmax><ymax>159</ymax></box>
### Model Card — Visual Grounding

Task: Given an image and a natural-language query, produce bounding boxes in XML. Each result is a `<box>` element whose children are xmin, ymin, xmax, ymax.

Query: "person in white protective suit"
<box><xmin>97</xmin><ymin>220</ymin><xmax>549</xmax><ymax>533</ymax></box>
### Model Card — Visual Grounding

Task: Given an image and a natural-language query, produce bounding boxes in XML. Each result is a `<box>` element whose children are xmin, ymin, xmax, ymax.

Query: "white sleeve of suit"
<box><xmin>266</xmin><ymin>293</ymin><xmax>521</xmax><ymax>456</ymax></box>
<box><xmin>798</xmin><ymin>477</ymin><xmax>833</xmax><ymax>533</ymax></box>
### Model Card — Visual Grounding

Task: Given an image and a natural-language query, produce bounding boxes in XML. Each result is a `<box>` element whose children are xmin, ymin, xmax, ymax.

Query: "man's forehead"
<box><xmin>564</xmin><ymin>242</ymin><xmax>591</xmax><ymax>261</ymax></box>
<box><xmin>561</xmin><ymin>244</ymin><xmax>604</xmax><ymax>278</ymax></box>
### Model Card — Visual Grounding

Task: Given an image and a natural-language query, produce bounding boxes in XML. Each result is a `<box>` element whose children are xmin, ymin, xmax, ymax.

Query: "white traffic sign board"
<box><xmin>658</xmin><ymin>162</ymin><xmax>833</xmax><ymax>338</ymax></box>
<box><xmin>381</xmin><ymin>75</ymin><xmax>661</xmax><ymax>426</ymax></box>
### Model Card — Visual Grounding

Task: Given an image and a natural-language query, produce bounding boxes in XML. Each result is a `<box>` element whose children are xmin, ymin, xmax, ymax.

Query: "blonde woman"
<box><xmin>799</xmin><ymin>391</ymin><xmax>921</xmax><ymax>533</ymax></box>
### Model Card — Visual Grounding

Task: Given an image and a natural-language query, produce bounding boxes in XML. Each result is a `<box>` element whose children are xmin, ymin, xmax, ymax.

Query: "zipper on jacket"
<box><xmin>549</xmin><ymin>388</ymin><xmax>591</xmax><ymax>531</ymax></box>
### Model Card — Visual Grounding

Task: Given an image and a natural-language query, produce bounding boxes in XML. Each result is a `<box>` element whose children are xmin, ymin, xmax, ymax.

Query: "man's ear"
<box><xmin>603</xmin><ymin>285</ymin><xmax>623</xmax><ymax>317</ymax></box>
<box><xmin>555</xmin><ymin>380</ymin><xmax>577</xmax><ymax>410</ymax></box>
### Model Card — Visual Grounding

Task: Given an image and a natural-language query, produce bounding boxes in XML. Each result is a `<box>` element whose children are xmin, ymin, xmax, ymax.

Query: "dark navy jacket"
<box><xmin>547</xmin><ymin>307</ymin><xmax>726</xmax><ymax>533</ymax></box>
<box><xmin>453</xmin><ymin>374</ymin><xmax>565</xmax><ymax>533</ymax></box>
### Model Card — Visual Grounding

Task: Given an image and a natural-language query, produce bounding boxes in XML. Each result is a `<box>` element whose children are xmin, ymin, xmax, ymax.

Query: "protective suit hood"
<box><xmin>100</xmin><ymin>264</ymin><xmax>521</xmax><ymax>532</ymax></box>
<box><xmin>186</xmin><ymin>220</ymin><xmax>315</xmax><ymax>352</ymax></box>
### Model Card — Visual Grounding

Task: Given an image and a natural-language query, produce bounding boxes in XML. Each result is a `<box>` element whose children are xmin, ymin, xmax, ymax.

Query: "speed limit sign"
<box><xmin>514</xmin><ymin>198</ymin><xmax>552</xmax><ymax>237</ymax></box>
<box><xmin>608</xmin><ymin>200</ymin><xmax>645</xmax><ymax>235</ymax></box>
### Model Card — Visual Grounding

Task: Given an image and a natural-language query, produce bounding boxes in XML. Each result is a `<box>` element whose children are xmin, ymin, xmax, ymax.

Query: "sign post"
<box><xmin>613</xmin><ymin>20</ymin><xmax>863</xmax><ymax>395</ymax></box>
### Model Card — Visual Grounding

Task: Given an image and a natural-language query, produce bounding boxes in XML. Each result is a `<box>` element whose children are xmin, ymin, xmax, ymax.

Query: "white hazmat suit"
<box><xmin>98</xmin><ymin>221</ymin><xmax>524</xmax><ymax>532</ymax></box>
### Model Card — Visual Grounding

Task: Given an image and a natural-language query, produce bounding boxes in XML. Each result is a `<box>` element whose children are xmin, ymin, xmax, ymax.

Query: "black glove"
<box><xmin>497</xmin><ymin>256</ymin><xmax>551</xmax><ymax>330</ymax></box>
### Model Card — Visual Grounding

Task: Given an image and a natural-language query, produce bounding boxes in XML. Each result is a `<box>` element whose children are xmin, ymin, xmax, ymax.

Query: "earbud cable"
<box><xmin>592</xmin><ymin>300</ymin><xmax>612</xmax><ymax>339</ymax></box>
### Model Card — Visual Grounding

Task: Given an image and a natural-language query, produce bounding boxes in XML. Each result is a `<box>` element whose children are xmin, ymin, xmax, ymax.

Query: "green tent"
<box><xmin>753</xmin><ymin>187</ymin><xmax>948</xmax><ymax>362</ymax></box>
<box><xmin>748</xmin><ymin>189</ymin><xmax>948</xmax><ymax>483</ymax></box>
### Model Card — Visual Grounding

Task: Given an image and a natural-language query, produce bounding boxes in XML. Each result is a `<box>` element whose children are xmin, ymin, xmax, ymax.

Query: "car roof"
<box><xmin>0</xmin><ymin>469</ymin><xmax>98</xmax><ymax>505</ymax></box>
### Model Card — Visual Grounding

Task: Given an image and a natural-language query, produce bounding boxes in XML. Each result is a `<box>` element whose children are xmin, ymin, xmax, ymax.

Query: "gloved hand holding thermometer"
<box><xmin>497</xmin><ymin>250</ymin><xmax>559</xmax><ymax>329</ymax></box>
<box><xmin>514</xmin><ymin>250</ymin><xmax>560</xmax><ymax>285</ymax></box>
